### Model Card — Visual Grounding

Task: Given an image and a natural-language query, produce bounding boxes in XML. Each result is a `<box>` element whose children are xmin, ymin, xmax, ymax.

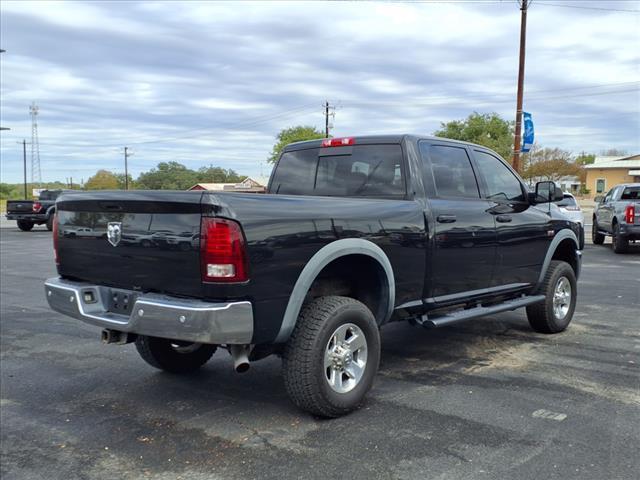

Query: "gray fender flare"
<box><xmin>275</xmin><ymin>238</ymin><xmax>395</xmax><ymax>343</ymax></box>
<box><xmin>46</xmin><ymin>205</ymin><xmax>56</xmax><ymax>217</ymax></box>
<box><xmin>536</xmin><ymin>229</ymin><xmax>580</xmax><ymax>288</ymax></box>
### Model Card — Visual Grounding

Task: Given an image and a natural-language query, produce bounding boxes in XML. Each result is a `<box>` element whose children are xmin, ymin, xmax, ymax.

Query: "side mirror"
<box><xmin>534</xmin><ymin>181</ymin><xmax>563</xmax><ymax>203</ymax></box>
<box><xmin>594</xmin><ymin>195</ymin><xmax>604</xmax><ymax>203</ymax></box>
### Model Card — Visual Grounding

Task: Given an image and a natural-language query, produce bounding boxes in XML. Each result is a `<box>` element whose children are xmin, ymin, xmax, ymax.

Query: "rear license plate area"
<box><xmin>107</xmin><ymin>290</ymin><xmax>136</xmax><ymax>315</ymax></box>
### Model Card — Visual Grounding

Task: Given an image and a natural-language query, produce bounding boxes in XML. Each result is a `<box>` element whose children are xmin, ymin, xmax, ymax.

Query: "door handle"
<box><xmin>436</xmin><ymin>214</ymin><xmax>457</xmax><ymax>223</ymax></box>
<box><xmin>496</xmin><ymin>215</ymin><xmax>512</xmax><ymax>223</ymax></box>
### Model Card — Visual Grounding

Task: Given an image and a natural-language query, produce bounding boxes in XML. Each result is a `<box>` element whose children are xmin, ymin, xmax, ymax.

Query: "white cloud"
<box><xmin>0</xmin><ymin>0</ymin><xmax>638</xmax><ymax>183</ymax></box>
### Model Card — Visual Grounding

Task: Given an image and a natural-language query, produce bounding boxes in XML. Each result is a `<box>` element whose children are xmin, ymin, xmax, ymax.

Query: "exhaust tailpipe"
<box><xmin>101</xmin><ymin>329</ymin><xmax>135</xmax><ymax>345</ymax></box>
<box><xmin>229</xmin><ymin>344</ymin><xmax>251</xmax><ymax>373</ymax></box>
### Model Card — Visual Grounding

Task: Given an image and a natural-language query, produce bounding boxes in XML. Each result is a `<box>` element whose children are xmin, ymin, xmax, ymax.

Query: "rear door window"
<box><xmin>420</xmin><ymin>144</ymin><xmax>480</xmax><ymax>199</ymax></box>
<box><xmin>270</xmin><ymin>144</ymin><xmax>406</xmax><ymax>199</ymax></box>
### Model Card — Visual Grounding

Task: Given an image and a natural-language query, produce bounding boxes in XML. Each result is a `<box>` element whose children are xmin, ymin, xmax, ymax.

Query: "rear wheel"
<box><xmin>612</xmin><ymin>222</ymin><xmax>628</xmax><ymax>254</ymax></box>
<box><xmin>46</xmin><ymin>215</ymin><xmax>54</xmax><ymax>231</ymax></box>
<box><xmin>526</xmin><ymin>260</ymin><xmax>577</xmax><ymax>334</ymax></box>
<box><xmin>282</xmin><ymin>296</ymin><xmax>381</xmax><ymax>418</ymax></box>
<box><xmin>591</xmin><ymin>217</ymin><xmax>604</xmax><ymax>244</ymax></box>
<box><xmin>135</xmin><ymin>336</ymin><xmax>216</xmax><ymax>373</ymax></box>
<box><xmin>17</xmin><ymin>220</ymin><xmax>34</xmax><ymax>231</ymax></box>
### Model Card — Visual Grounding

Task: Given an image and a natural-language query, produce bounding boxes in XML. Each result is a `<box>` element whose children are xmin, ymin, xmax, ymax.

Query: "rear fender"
<box><xmin>275</xmin><ymin>238</ymin><xmax>395</xmax><ymax>343</ymax></box>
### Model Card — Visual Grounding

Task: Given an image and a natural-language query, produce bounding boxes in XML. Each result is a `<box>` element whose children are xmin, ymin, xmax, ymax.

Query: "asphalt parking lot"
<box><xmin>1</xmin><ymin>225</ymin><xmax>638</xmax><ymax>480</ymax></box>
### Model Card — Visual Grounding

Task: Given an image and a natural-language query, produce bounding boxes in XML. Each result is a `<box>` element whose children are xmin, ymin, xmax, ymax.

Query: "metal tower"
<box><xmin>29</xmin><ymin>102</ymin><xmax>42</xmax><ymax>187</ymax></box>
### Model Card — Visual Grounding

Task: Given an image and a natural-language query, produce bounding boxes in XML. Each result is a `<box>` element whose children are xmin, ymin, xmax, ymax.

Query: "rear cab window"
<box><xmin>270</xmin><ymin>143</ymin><xmax>407</xmax><ymax>199</ymax></box>
<box><xmin>620</xmin><ymin>186</ymin><xmax>640</xmax><ymax>200</ymax></box>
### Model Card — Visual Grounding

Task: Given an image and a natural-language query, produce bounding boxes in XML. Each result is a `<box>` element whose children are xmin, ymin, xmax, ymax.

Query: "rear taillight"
<box><xmin>52</xmin><ymin>214</ymin><xmax>59</xmax><ymax>265</ymax></box>
<box><xmin>321</xmin><ymin>137</ymin><xmax>354</xmax><ymax>147</ymax></box>
<box><xmin>200</xmin><ymin>217</ymin><xmax>248</xmax><ymax>283</ymax></box>
<box><xmin>562</xmin><ymin>206</ymin><xmax>581</xmax><ymax>211</ymax></box>
<box><xmin>33</xmin><ymin>202</ymin><xmax>42</xmax><ymax>212</ymax></box>
<box><xmin>625</xmin><ymin>204</ymin><xmax>635</xmax><ymax>224</ymax></box>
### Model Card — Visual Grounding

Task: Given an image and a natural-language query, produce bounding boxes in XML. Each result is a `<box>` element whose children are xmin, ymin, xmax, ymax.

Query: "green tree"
<box><xmin>575</xmin><ymin>153</ymin><xmax>596</xmax><ymax>165</ymax></box>
<box><xmin>196</xmin><ymin>166</ymin><xmax>245</xmax><ymax>183</ymax></box>
<box><xmin>434</xmin><ymin>112</ymin><xmax>514</xmax><ymax>160</ymax></box>
<box><xmin>521</xmin><ymin>146</ymin><xmax>581</xmax><ymax>183</ymax></box>
<box><xmin>268</xmin><ymin>126</ymin><xmax>325</xmax><ymax>163</ymax></box>
<box><xmin>114</xmin><ymin>173</ymin><xmax>135</xmax><ymax>190</ymax></box>
<box><xmin>136</xmin><ymin>162</ymin><xmax>199</xmax><ymax>190</ymax></box>
<box><xmin>85</xmin><ymin>170</ymin><xmax>120</xmax><ymax>190</ymax></box>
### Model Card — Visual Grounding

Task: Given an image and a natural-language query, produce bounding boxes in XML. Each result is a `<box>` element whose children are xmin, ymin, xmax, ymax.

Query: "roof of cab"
<box><xmin>282</xmin><ymin>134</ymin><xmax>489</xmax><ymax>152</ymax></box>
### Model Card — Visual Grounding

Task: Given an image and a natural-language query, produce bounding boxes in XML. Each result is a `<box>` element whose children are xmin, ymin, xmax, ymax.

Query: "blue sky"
<box><xmin>1</xmin><ymin>0</ymin><xmax>638</xmax><ymax>184</ymax></box>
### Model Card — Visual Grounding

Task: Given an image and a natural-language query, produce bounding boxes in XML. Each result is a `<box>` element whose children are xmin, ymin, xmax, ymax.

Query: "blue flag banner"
<box><xmin>521</xmin><ymin>111</ymin><xmax>534</xmax><ymax>152</ymax></box>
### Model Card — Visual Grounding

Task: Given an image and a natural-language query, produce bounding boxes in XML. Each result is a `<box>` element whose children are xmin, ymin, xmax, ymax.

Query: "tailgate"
<box><xmin>56</xmin><ymin>191</ymin><xmax>205</xmax><ymax>297</ymax></box>
<box><xmin>7</xmin><ymin>200</ymin><xmax>33</xmax><ymax>213</ymax></box>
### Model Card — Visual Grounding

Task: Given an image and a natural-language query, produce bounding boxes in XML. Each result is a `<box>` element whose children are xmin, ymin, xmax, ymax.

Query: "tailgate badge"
<box><xmin>107</xmin><ymin>222</ymin><xmax>122</xmax><ymax>247</ymax></box>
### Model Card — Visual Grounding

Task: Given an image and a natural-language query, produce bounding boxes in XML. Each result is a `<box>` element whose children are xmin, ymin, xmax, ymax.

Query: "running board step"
<box><xmin>417</xmin><ymin>295</ymin><xmax>545</xmax><ymax>329</ymax></box>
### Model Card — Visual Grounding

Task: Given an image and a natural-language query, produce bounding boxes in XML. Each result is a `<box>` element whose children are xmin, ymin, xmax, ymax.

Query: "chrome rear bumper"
<box><xmin>44</xmin><ymin>277</ymin><xmax>253</xmax><ymax>344</ymax></box>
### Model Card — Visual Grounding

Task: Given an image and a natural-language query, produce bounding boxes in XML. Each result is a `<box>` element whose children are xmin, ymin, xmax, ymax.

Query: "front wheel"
<box><xmin>282</xmin><ymin>296</ymin><xmax>381</xmax><ymax>418</ymax></box>
<box><xmin>135</xmin><ymin>336</ymin><xmax>216</xmax><ymax>373</ymax></box>
<box><xmin>526</xmin><ymin>260</ymin><xmax>577</xmax><ymax>334</ymax></box>
<box><xmin>17</xmin><ymin>220</ymin><xmax>34</xmax><ymax>231</ymax></box>
<box><xmin>612</xmin><ymin>223</ymin><xmax>628</xmax><ymax>254</ymax></box>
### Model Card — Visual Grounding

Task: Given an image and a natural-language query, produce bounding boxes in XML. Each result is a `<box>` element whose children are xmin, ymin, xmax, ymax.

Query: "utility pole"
<box><xmin>21</xmin><ymin>140</ymin><xmax>27</xmax><ymax>198</ymax></box>
<box><xmin>123</xmin><ymin>147</ymin><xmax>133</xmax><ymax>190</ymax></box>
<box><xmin>512</xmin><ymin>0</ymin><xmax>530</xmax><ymax>174</ymax></box>
<box><xmin>324</xmin><ymin>101</ymin><xmax>335</xmax><ymax>138</ymax></box>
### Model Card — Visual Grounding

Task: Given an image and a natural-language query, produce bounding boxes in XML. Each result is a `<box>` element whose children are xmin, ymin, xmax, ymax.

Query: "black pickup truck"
<box><xmin>6</xmin><ymin>189</ymin><xmax>65</xmax><ymax>231</ymax></box>
<box><xmin>44</xmin><ymin>135</ymin><xmax>582</xmax><ymax>417</ymax></box>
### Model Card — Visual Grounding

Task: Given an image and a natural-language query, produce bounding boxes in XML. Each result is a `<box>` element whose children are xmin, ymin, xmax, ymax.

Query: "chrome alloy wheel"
<box><xmin>553</xmin><ymin>277</ymin><xmax>572</xmax><ymax>320</ymax></box>
<box><xmin>324</xmin><ymin>323</ymin><xmax>368</xmax><ymax>394</ymax></box>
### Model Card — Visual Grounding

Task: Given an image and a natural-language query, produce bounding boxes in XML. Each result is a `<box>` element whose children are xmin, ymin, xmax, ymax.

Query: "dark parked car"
<box><xmin>5</xmin><ymin>189</ymin><xmax>66</xmax><ymax>231</ymax></box>
<box><xmin>44</xmin><ymin>135</ymin><xmax>582</xmax><ymax>417</ymax></box>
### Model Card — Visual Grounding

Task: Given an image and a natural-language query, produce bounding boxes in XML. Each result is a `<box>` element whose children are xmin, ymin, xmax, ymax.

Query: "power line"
<box><xmin>535</xmin><ymin>1</ymin><xmax>640</xmax><ymax>13</ymax></box>
<box><xmin>37</xmin><ymin>102</ymin><xmax>320</xmax><ymax>148</ymax></box>
<box><xmin>342</xmin><ymin>84</ymin><xmax>639</xmax><ymax>107</ymax></box>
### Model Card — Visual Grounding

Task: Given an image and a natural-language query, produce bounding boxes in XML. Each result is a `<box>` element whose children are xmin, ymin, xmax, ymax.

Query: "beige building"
<box><xmin>188</xmin><ymin>177</ymin><xmax>267</xmax><ymax>193</ymax></box>
<box><xmin>583</xmin><ymin>154</ymin><xmax>640</xmax><ymax>198</ymax></box>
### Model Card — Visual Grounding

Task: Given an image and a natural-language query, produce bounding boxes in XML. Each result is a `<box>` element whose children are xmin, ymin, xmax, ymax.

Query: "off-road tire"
<box><xmin>526</xmin><ymin>260</ymin><xmax>577</xmax><ymax>334</ymax></box>
<box><xmin>46</xmin><ymin>215</ymin><xmax>54</xmax><ymax>231</ymax></box>
<box><xmin>282</xmin><ymin>296</ymin><xmax>381</xmax><ymax>418</ymax></box>
<box><xmin>17</xmin><ymin>220</ymin><xmax>34</xmax><ymax>231</ymax></box>
<box><xmin>591</xmin><ymin>218</ymin><xmax>604</xmax><ymax>245</ymax></box>
<box><xmin>612</xmin><ymin>222</ymin><xmax>628</xmax><ymax>254</ymax></box>
<box><xmin>135</xmin><ymin>336</ymin><xmax>216</xmax><ymax>373</ymax></box>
